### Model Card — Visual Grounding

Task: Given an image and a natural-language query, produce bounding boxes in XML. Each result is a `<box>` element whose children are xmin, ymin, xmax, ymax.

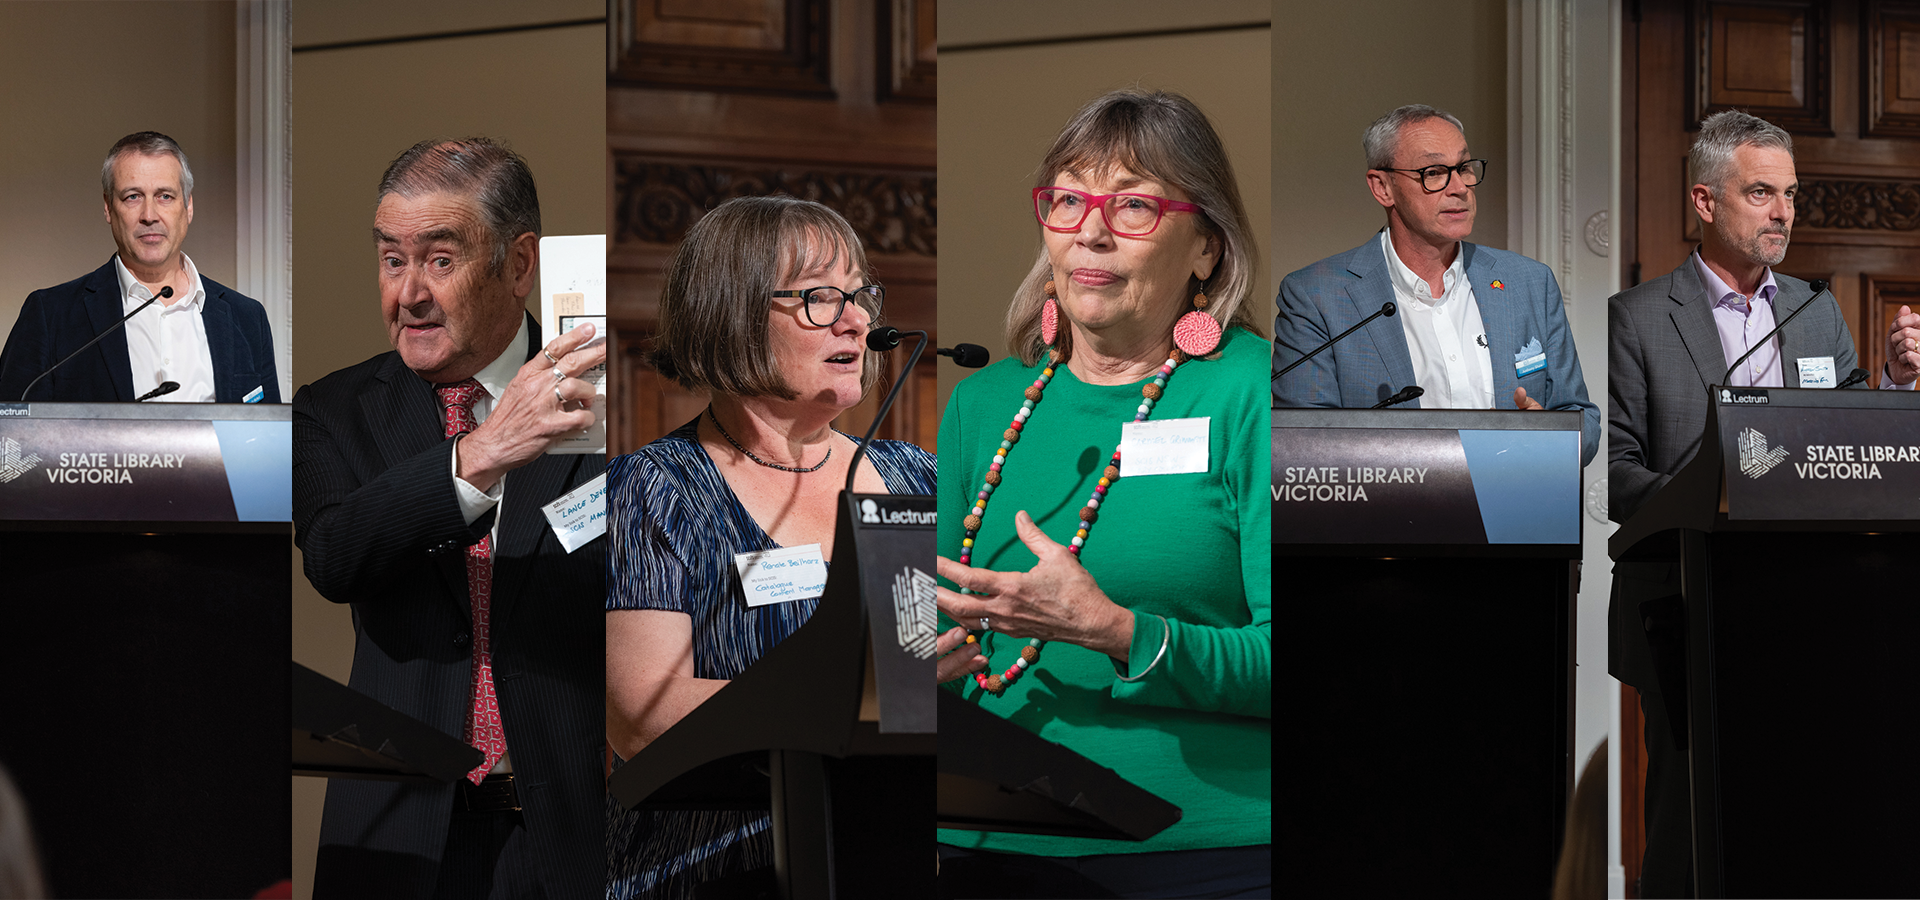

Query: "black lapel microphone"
<box><xmin>1275</xmin><ymin>301</ymin><xmax>1397</xmax><ymax>381</ymax></box>
<box><xmin>1721</xmin><ymin>279</ymin><xmax>1827</xmax><ymax>386</ymax></box>
<box><xmin>938</xmin><ymin>343</ymin><xmax>990</xmax><ymax>368</ymax></box>
<box><xmin>1835</xmin><ymin>367</ymin><xmax>1870</xmax><ymax>390</ymax></box>
<box><xmin>135</xmin><ymin>381</ymin><xmax>180</xmax><ymax>402</ymax></box>
<box><xmin>847</xmin><ymin>326</ymin><xmax>929</xmax><ymax>493</ymax></box>
<box><xmin>1372</xmin><ymin>385</ymin><xmax>1424</xmax><ymax>409</ymax></box>
<box><xmin>20</xmin><ymin>285</ymin><xmax>172</xmax><ymax>401</ymax></box>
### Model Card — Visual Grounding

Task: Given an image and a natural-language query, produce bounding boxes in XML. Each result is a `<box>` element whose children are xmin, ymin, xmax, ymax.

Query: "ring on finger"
<box><xmin>543</xmin><ymin>348</ymin><xmax>561</xmax><ymax>364</ymax></box>
<box><xmin>552</xmin><ymin>366</ymin><xmax>568</xmax><ymax>382</ymax></box>
<box><xmin>980</xmin><ymin>617</ymin><xmax>990</xmax><ymax>632</ymax></box>
<box><xmin>554</xmin><ymin>386</ymin><xmax>567</xmax><ymax>406</ymax></box>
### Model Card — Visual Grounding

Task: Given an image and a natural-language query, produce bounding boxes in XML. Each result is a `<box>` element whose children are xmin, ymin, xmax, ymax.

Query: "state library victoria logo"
<box><xmin>0</xmin><ymin>437</ymin><xmax>41</xmax><ymax>483</ymax></box>
<box><xmin>1737</xmin><ymin>427</ymin><xmax>1789</xmax><ymax>479</ymax></box>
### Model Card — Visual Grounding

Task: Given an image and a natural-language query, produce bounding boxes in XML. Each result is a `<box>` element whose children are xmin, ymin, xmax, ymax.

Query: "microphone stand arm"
<box><xmin>846</xmin><ymin>332</ymin><xmax>928</xmax><ymax>493</ymax></box>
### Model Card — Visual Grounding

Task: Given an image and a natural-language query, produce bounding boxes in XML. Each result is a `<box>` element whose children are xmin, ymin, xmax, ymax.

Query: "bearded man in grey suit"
<box><xmin>1609</xmin><ymin>109</ymin><xmax>1920</xmax><ymax>897</ymax></box>
<box><xmin>1273</xmin><ymin>104</ymin><xmax>1598</xmax><ymax>466</ymax></box>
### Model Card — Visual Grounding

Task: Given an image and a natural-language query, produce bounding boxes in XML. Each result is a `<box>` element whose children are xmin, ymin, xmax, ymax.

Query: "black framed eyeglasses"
<box><xmin>771</xmin><ymin>284</ymin><xmax>885</xmax><ymax>327</ymax></box>
<box><xmin>1374</xmin><ymin>159</ymin><xmax>1489</xmax><ymax>193</ymax></box>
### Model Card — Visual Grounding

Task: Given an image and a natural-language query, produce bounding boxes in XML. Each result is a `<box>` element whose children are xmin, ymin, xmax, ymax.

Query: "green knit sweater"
<box><xmin>936</xmin><ymin>325</ymin><xmax>1272</xmax><ymax>856</ymax></box>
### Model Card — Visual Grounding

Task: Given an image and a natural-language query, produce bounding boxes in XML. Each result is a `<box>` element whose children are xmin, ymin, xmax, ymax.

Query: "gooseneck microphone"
<box><xmin>135</xmin><ymin>381</ymin><xmax>180</xmax><ymax>402</ymax></box>
<box><xmin>1274</xmin><ymin>301</ymin><xmax>1397</xmax><ymax>381</ymax></box>
<box><xmin>938</xmin><ymin>343</ymin><xmax>990</xmax><ymax>368</ymax></box>
<box><xmin>20</xmin><ymin>285</ymin><xmax>172</xmax><ymax>401</ymax></box>
<box><xmin>1836</xmin><ymin>367</ymin><xmax>1871</xmax><ymax>390</ymax></box>
<box><xmin>847</xmin><ymin>326</ymin><xmax>929</xmax><ymax>492</ymax></box>
<box><xmin>1372</xmin><ymin>385</ymin><xmax>1425</xmax><ymax>409</ymax></box>
<box><xmin>1721</xmin><ymin>279</ymin><xmax>1827</xmax><ymax>386</ymax></box>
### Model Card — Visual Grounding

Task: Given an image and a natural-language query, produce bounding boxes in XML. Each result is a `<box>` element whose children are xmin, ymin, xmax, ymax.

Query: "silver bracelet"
<box><xmin>1114</xmin><ymin>614</ymin><xmax>1170</xmax><ymax>683</ymax></box>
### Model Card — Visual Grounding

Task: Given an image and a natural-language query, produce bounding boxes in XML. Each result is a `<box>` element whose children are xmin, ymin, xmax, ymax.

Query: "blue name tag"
<box><xmin>1513</xmin><ymin>337</ymin><xmax>1546</xmax><ymax>377</ymax></box>
<box><xmin>242</xmin><ymin>385</ymin><xmax>265</xmax><ymax>404</ymax></box>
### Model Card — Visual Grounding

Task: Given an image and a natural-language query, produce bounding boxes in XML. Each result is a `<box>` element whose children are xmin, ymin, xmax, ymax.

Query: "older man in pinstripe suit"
<box><xmin>294</xmin><ymin>139</ymin><xmax>606</xmax><ymax>899</ymax></box>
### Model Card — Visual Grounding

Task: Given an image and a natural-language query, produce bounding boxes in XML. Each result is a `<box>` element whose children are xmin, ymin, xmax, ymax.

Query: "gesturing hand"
<box><xmin>1513</xmin><ymin>386</ymin><xmax>1545</xmax><ymax>410</ymax></box>
<box><xmin>936</xmin><ymin>626</ymin><xmax>987</xmax><ymax>684</ymax></box>
<box><xmin>458</xmin><ymin>322</ymin><xmax>606</xmax><ymax>491</ymax></box>
<box><xmin>935</xmin><ymin>510</ymin><xmax>1133</xmax><ymax>662</ymax></box>
<box><xmin>1888</xmin><ymin>304</ymin><xmax>1920</xmax><ymax>386</ymax></box>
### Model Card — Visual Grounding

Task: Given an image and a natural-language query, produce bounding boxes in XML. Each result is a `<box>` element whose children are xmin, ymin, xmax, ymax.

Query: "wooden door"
<box><xmin>1623</xmin><ymin>1</ymin><xmax>1920</xmax><ymax>891</ymax></box>
<box><xmin>607</xmin><ymin>0</ymin><xmax>938</xmax><ymax>456</ymax></box>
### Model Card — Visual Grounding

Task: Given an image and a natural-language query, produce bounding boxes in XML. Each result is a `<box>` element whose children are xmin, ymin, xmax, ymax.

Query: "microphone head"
<box><xmin>866</xmin><ymin>326</ymin><xmax>902</xmax><ymax>351</ymax></box>
<box><xmin>1381</xmin><ymin>302</ymin><xmax>1397</xmax><ymax>317</ymax></box>
<box><xmin>1404</xmin><ymin>386</ymin><xmax>1425</xmax><ymax>398</ymax></box>
<box><xmin>951</xmin><ymin>343</ymin><xmax>990</xmax><ymax>368</ymax></box>
<box><xmin>1809</xmin><ymin>279</ymin><xmax>1829</xmax><ymax>295</ymax></box>
<box><xmin>158</xmin><ymin>286</ymin><xmax>173</xmax><ymax>299</ymax></box>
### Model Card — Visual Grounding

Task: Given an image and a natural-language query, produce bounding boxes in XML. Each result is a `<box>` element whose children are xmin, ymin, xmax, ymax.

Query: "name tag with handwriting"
<box><xmin>540</xmin><ymin>473</ymin><xmax>607</xmax><ymax>553</ymax></box>
<box><xmin>1118</xmin><ymin>416</ymin><xmax>1210</xmax><ymax>477</ymax></box>
<box><xmin>734</xmin><ymin>543</ymin><xmax>828</xmax><ymax>607</ymax></box>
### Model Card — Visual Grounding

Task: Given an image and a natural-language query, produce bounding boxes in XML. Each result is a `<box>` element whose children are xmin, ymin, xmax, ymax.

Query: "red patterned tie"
<box><xmin>437</xmin><ymin>378</ymin><xmax>505</xmax><ymax>784</ymax></box>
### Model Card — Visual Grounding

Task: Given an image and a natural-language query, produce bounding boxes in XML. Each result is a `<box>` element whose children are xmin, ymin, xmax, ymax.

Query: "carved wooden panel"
<box><xmin>1865</xmin><ymin>0</ymin><xmax>1920</xmax><ymax>135</ymax></box>
<box><xmin>611</xmin><ymin>0</ymin><xmax>833</xmax><ymax>96</ymax></box>
<box><xmin>1691</xmin><ymin>0</ymin><xmax>1833</xmax><ymax>134</ymax></box>
<box><xmin>613</xmin><ymin>157</ymin><xmax>937</xmax><ymax>255</ymax></box>
<box><xmin>1860</xmin><ymin>275</ymin><xmax>1919</xmax><ymax>377</ymax></box>
<box><xmin>877</xmin><ymin>0</ymin><xmax>935</xmax><ymax>103</ymax></box>
<box><xmin>1798</xmin><ymin>175</ymin><xmax>1920</xmax><ymax>228</ymax></box>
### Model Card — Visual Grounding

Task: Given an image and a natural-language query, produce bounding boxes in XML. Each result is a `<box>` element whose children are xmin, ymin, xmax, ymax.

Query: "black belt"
<box><xmin>456</xmin><ymin>773</ymin><xmax>521</xmax><ymax>813</ymax></box>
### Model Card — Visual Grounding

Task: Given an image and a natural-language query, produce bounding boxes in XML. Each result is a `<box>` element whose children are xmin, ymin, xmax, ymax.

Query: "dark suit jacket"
<box><xmin>1607</xmin><ymin>257</ymin><xmax>1859</xmax><ymax>688</ymax></box>
<box><xmin>294</xmin><ymin>316</ymin><xmax>603</xmax><ymax>899</ymax></box>
<box><xmin>0</xmin><ymin>256</ymin><xmax>281</xmax><ymax>402</ymax></box>
<box><xmin>1273</xmin><ymin>237</ymin><xmax>1600</xmax><ymax>465</ymax></box>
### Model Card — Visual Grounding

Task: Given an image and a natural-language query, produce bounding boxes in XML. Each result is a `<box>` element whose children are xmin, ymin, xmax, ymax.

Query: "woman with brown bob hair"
<box><xmin>933</xmin><ymin>89</ymin><xmax>1272</xmax><ymax>897</ymax></box>
<box><xmin>604</xmin><ymin>195</ymin><xmax>935</xmax><ymax>898</ymax></box>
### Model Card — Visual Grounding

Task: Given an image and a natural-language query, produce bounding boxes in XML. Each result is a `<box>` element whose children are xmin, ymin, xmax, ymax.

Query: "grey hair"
<box><xmin>1688</xmin><ymin>110</ymin><xmax>1794</xmax><ymax>197</ymax></box>
<box><xmin>101</xmin><ymin>131</ymin><xmax>194</xmax><ymax>198</ymax></box>
<box><xmin>1362</xmin><ymin>105</ymin><xmax>1467</xmax><ymax>170</ymax></box>
<box><xmin>1006</xmin><ymin>89</ymin><xmax>1263</xmax><ymax>365</ymax></box>
<box><xmin>376</xmin><ymin>138</ymin><xmax>541</xmax><ymax>275</ymax></box>
<box><xmin>648</xmin><ymin>195</ymin><xmax>884</xmax><ymax>400</ymax></box>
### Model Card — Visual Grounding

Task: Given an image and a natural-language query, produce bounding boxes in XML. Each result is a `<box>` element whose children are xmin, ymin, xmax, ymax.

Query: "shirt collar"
<box><xmin>470</xmin><ymin>315</ymin><xmax>529</xmax><ymax>400</ymax></box>
<box><xmin>1691</xmin><ymin>249</ymin><xmax>1776</xmax><ymax>311</ymax></box>
<box><xmin>115</xmin><ymin>253</ymin><xmax>207</xmax><ymax>314</ymax></box>
<box><xmin>1381</xmin><ymin>230</ymin><xmax>1462</xmax><ymax>305</ymax></box>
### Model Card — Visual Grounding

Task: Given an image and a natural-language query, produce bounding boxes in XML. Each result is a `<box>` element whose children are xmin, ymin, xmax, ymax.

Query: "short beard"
<box><xmin>1731</xmin><ymin>225</ymin><xmax>1790</xmax><ymax>267</ymax></box>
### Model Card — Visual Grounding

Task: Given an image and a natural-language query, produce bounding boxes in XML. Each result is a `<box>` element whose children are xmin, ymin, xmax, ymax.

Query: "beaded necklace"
<box><xmin>957</xmin><ymin>342</ymin><xmax>1187</xmax><ymax>695</ymax></box>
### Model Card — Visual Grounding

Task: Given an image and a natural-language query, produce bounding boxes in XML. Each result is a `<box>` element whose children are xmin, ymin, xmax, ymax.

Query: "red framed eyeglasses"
<box><xmin>1032</xmin><ymin>186</ymin><xmax>1202</xmax><ymax>237</ymax></box>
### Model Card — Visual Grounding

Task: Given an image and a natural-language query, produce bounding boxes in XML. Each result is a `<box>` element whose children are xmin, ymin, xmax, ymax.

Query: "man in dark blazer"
<box><xmin>1609</xmin><ymin>110</ymin><xmax>1918</xmax><ymax>897</ymax></box>
<box><xmin>0</xmin><ymin>131</ymin><xmax>279</xmax><ymax>403</ymax></box>
<box><xmin>1273</xmin><ymin>104</ymin><xmax>1599</xmax><ymax>465</ymax></box>
<box><xmin>295</xmin><ymin>139</ymin><xmax>605</xmax><ymax>899</ymax></box>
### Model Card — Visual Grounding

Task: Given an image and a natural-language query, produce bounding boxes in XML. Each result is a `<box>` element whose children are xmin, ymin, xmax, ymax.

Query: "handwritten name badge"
<box><xmin>733</xmin><ymin>544</ymin><xmax>828</xmax><ymax>607</ymax></box>
<box><xmin>1118</xmin><ymin>416</ymin><xmax>1210</xmax><ymax>477</ymax></box>
<box><xmin>540</xmin><ymin>472</ymin><xmax>608</xmax><ymax>553</ymax></box>
<box><xmin>1798</xmin><ymin>356</ymin><xmax>1837</xmax><ymax>388</ymax></box>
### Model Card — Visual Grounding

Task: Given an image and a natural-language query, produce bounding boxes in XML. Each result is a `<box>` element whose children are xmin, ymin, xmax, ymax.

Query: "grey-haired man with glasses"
<box><xmin>1272</xmin><ymin>103</ymin><xmax>1597</xmax><ymax>466</ymax></box>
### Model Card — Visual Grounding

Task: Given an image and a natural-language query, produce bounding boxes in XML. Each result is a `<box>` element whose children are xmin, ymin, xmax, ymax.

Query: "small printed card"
<box><xmin>1514</xmin><ymin>337</ymin><xmax>1547</xmax><ymax>378</ymax></box>
<box><xmin>733</xmin><ymin>543</ymin><xmax>828</xmax><ymax>607</ymax></box>
<box><xmin>540</xmin><ymin>473</ymin><xmax>608</xmax><ymax>553</ymax></box>
<box><xmin>1797</xmin><ymin>356</ymin><xmax>1837</xmax><ymax>388</ymax></box>
<box><xmin>1118</xmin><ymin>416</ymin><xmax>1210</xmax><ymax>477</ymax></box>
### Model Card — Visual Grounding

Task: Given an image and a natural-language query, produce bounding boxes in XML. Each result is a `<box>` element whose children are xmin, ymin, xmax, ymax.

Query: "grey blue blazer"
<box><xmin>1272</xmin><ymin>237</ymin><xmax>1599</xmax><ymax>466</ymax></box>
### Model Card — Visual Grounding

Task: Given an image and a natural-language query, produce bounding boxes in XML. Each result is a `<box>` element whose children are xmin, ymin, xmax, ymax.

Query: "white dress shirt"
<box><xmin>1381</xmin><ymin>231</ymin><xmax>1493</xmax><ymax>409</ymax></box>
<box><xmin>446</xmin><ymin>317</ymin><xmax>528</xmax><ymax>775</ymax></box>
<box><xmin>115</xmin><ymin>254</ymin><xmax>214</xmax><ymax>402</ymax></box>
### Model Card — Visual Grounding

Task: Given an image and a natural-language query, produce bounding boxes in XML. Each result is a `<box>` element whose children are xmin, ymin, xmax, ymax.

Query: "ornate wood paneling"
<box><xmin>1798</xmin><ymin>175</ymin><xmax>1920</xmax><ymax>228</ymax></box>
<box><xmin>877</xmin><ymin>0</ymin><xmax>935</xmax><ymax>102</ymax></box>
<box><xmin>1860</xmin><ymin>274</ymin><xmax>1920</xmax><ymax>376</ymax></box>
<box><xmin>1691</xmin><ymin>0</ymin><xmax>1833</xmax><ymax>134</ymax></box>
<box><xmin>1865</xmin><ymin>0</ymin><xmax>1920</xmax><ymax>135</ymax></box>
<box><xmin>610</xmin><ymin>0</ymin><xmax>833</xmax><ymax>96</ymax></box>
<box><xmin>613</xmin><ymin>158</ymin><xmax>937</xmax><ymax>254</ymax></box>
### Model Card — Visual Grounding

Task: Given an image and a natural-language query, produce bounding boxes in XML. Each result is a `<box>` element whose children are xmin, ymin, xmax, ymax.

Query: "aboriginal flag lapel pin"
<box><xmin>1490</xmin><ymin>280</ymin><xmax>1505</xmax><ymax>290</ymax></box>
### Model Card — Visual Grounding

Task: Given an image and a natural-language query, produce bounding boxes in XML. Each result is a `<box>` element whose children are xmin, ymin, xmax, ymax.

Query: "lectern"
<box><xmin>1274</xmin><ymin>407</ymin><xmax>1582</xmax><ymax>895</ymax></box>
<box><xmin>1611</xmin><ymin>387</ymin><xmax>1920</xmax><ymax>899</ymax></box>
<box><xmin>609</xmin><ymin>492</ymin><xmax>937</xmax><ymax>900</ymax></box>
<box><xmin>0</xmin><ymin>401</ymin><xmax>290</xmax><ymax>899</ymax></box>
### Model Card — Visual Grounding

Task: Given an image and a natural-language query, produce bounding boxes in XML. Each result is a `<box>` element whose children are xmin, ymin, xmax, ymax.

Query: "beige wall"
<box><xmin>937</xmin><ymin>7</ymin><xmax>1272</xmax><ymax>412</ymax></box>
<box><xmin>289</xmin><ymin>5</ymin><xmax>603</xmax><ymax>897</ymax></box>
<box><xmin>0</xmin><ymin>1</ymin><xmax>237</xmax><ymax>341</ymax></box>
<box><xmin>1271</xmin><ymin>0</ymin><xmax>1509</xmax><ymax>299</ymax></box>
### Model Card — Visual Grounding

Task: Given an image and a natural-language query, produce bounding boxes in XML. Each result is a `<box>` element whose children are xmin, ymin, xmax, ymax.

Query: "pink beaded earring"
<box><xmin>1173</xmin><ymin>290</ymin><xmax>1221</xmax><ymax>357</ymax></box>
<box><xmin>1041</xmin><ymin>279</ymin><xmax>1061</xmax><ymax>346</ymax></box>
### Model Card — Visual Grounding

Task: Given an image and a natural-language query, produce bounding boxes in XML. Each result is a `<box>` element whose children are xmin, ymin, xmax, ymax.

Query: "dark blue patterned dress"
<box><xmin>604</xmin><ymin>418</ymin><xmax>936</xmax><ymax>899</ymax></box>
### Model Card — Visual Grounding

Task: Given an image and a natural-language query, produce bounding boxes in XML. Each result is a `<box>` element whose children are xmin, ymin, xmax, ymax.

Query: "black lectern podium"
<box><xmin>1274</xmin><ymin>408</ymin><xmax>1583</xmax><ymax>895</ymax></box>
<box><xmin>0</xmin><ymin>401</ymin><xmax>290</xmax><ymax>899</ymax></box>
<box><xmin>1611</xmin><ymin>387</ymin><xmax>1920</xmax><ymax>899</ymax></box>
<box><xmin>609</xmin><ymin>492</ymin><xmax>936</xmax><ymax>900</ymax></box>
